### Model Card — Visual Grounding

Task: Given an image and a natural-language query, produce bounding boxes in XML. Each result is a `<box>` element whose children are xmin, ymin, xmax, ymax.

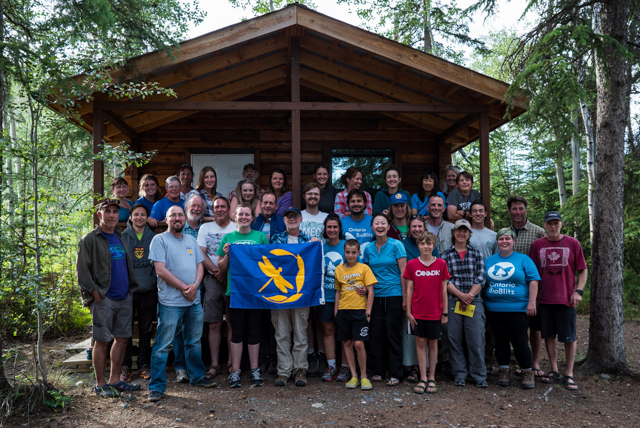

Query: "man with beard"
<box><xmin>301</xmin><ymin>183</ymin><xmax>329</xmax><ymax>240</ymax></box>
<box><xmin>147</xmin><ymin>206</ymin><xmax>215</xmax><ymax>401</ymax></box>
<box><xmin>150</xmin><ymin>176</ymin><xmax>185</xmax><ymax>225</ymax></box>
<box><xmin>121</xmin><ymin>204</ymin><xmax>157</xmax><ymax>381</ymax></box>
<box><xmin>341</xmin><ymin>189</ymin><xmax>374</xmax><ymax>255</ymax></box>
<box><xmin>183</xmin><ymin>193</ymin><xmax>205</xmax><ymax>239</ymax></box>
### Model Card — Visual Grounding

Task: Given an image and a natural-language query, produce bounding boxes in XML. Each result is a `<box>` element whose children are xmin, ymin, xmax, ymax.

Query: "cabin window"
<box><xmin>331</xmin><ymin>148</ymin><xmax>394</xmax><ymax>193</ymax></box>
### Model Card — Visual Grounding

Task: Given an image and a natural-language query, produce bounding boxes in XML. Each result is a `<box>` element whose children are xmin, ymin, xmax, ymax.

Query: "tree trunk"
<box><xmin>555</xmin><ymin>150</ymin><xmax>568</xmax><ymax>206</ymax></box>
<box><xmin>579</xmin><ymin>98</ymin><xmax>595</xmax><ymax>243</ymax></box>
<box><xmin>423</xmin><ymin>0</ymin><xmax>433</xmax><ymax>53</ymax></box>
<box><xmin>581</xmin><ymin>0</ymin><xmax>630</xmax><ymax>375</ymax></box>
<box><xmin>571</xmin><ymin>110</ymin><xmax>581</xmax><ymax>196</ymax></box>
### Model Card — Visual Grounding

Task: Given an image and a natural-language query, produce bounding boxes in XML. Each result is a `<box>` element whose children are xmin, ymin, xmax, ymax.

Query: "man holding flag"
<box><xmin>269</xmin><ymin>206</ymin><xmax>319</xmax><ymax>387</ymax></box>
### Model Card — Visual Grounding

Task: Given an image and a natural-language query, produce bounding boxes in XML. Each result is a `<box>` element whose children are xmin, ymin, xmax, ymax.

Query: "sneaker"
<box><xmin>148</xmin><ymin>390</ymin><xmax>163</xmax><ymax>402</ymax></box>
<box><xmin>139</xmin><ymin>365</ymin><xmax>151</xmax><ymax>380</ymax></box>
<box><xmin>361</xmin><ymin>378</ymin><xmax>373</xmax><ymax>390</ymax></box>
<box><xmin>94</xmin><ymin>384</ymin><xmax>120</xmax><ymax>398</ymax></box>
<box><xmin>268</xmin><ymin>356</ymin><xmax>278</xmax><ymax>375</ymax></box>
<box><xmin>251</xmin><ymin>368</ymin><xmax>264</xmax><ymax>387</ymax></box>
<box><xmin>322</xmin><ymin>365</ymin><xmax>339</xmax><ymax>381</ymax></box>
<box><xmin>176</xmin><ymin>368</ymin><xmax>189</xmax><ymax>384</ymax></box>
<box><xmin>521</xmin><ymin>369</ymin><xmax>535</xmax><ymax>389</ymax></box>
<box><xmin>109</xmin><ymin>380</ymin><xmax>141</xmax><ymax>392</ymax></box>
<box><xmin>120</xmin><ymin>365</ymin><xmax>133</xmax><ymax>382</ymax></box>
<box><xmin>229</xmin><ymin>369</ymin><xmax>241</xmax><ymax>388</ymax></box>
<box><xmin>336</xmin><ymin>365</ymin><xmax>350</xmax><ymax>382</ymax></box>
<box><xmin>294</xmin><ymin>369</ymin><xmax>307</xmax><ymax>387</ymax></box>
<box><xmin>346</xmin><ymin>377</ymin><xmax>360</xmax><ymax>389</ymax></box>
<box><xmin>317</xmin><ymin>352</ymin><xmax>328</xmax><ymax>375</ymax></box>
<box><xmin>275</xmin><ymin>375</ymin><xmax>288</xmax><ymax>386</ymax></box>
<box><xmin>194</xmin><ymin>377</ymin><xmax>217</xmax><ymax>388</ymax></box>
<box><xmin>497</xmin><ymin>367</ymin><xmax>510</xmax><ymax>387</ymax></box>
<box><xmin>307</xmin><ymin>353</ymin><xmax>320</xmax><ymax>377</ymax></box>
<box><xmin>476</xmin><ymin>380</ymin><xmax>488</xmax><ymax>388</ymax></box>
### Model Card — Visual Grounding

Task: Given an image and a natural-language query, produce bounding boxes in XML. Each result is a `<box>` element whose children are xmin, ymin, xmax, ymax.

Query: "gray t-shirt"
<box><xmin>150</xmin><ymin>232</ymin><xmax>204</xmax><ymax>307</ymax></box>
<box><xmin>469</xmin><ymin>227</ymin><xmax>498</xmax><ymax>260</ymax></box>
<box><xmin>301</xmin><ymin>210</ymin><xmax>328</xmax><ymax>240</ymax></box>
<box><xmin>197</xmin><ymin>220</ymin><xmax>237</xmax><ymax>270</ymax></box>
<box><xmin>446</xmin><ymin>189</ymin><xmax>481</xmax><ymax>213</ymax></box>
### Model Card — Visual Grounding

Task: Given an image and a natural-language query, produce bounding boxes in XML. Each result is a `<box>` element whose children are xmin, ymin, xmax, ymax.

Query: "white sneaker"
<box><xmin>176</xmin><ymin>368</ymin><xmax>189</xmax><ymax>383</ymax></box>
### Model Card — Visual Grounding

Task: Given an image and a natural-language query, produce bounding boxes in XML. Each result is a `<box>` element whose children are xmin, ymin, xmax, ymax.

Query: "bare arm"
<box><xmin>365</xmin><ymin>285</ymin><xmax>375</xmax><ymax>319</ymax></box>
<box><xmin>447</xmin><ymin>205</ymin><xmax>463</xmax><ymax>221</ymax></box>
<box><xmin>406</xmin><ymin>278</ymin><xmax>416</xmax><ymax>328</ymax></box>
<box><xmin>527</xmin><ymin>280</ymin><xmax>539</xmax><ymax>316</ymax></box>
<box><xmin>217</xmin><ymin>243</ymin><xmax>231</xmax><ymax>273</ymax></box>
<box><xmin>570</xmin><ymin>269</ymin><xmax>588</xmax><ymax>307</ymax></box>
<box><xmin>441</xmin><ymin>279</ymin><xmax>448</xmax><ymax>325</ymax></box>
<box><xmin>397</xmin><ymin>257</ymin><xmax>407</xmax><ymax>310</ymax></box>
<box><xmin>334</xmin><ymin>290</ymin><xmax>341</xmax><ymax>317</ymax></box>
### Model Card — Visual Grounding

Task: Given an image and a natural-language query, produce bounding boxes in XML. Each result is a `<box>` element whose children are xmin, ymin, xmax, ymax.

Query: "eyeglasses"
<box><xmin>166</xmin><ymin>185</ymin><xmax>180</xmax><ymax>190</ymax></box>
<box><xmin>410</xmin><ymin>215</ymin><xmax>425</xmax><ymax>221</ymax></box>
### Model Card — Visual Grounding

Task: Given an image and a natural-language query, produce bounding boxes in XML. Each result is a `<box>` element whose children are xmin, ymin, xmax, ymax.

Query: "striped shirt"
<box><xmin>509</xmin><ymin>220</ymin><xmax>546</xmax><ymax>256</ymax></box>
<box><xmin>334</xmin><ymin>189</ymin><xmax>373</xmax><ymax>219</ymax></box>
<box><xmin>442</xmin><ymin>245</ymin><xmax>486</xmax><ymax>297</ymax></box>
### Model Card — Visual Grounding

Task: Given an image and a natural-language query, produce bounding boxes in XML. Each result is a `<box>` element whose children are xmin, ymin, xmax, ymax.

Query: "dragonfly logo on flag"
<box><xmin>229</xmin><ymin>242</ymin><xmax>323</xmax><ymax>309</ymax></box>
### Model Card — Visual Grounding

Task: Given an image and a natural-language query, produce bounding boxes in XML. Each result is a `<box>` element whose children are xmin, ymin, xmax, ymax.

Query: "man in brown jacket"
<box><xmin>76</xmin><ymin>199</ymin><xmax>140</xmax><ymax>397</ymax></box>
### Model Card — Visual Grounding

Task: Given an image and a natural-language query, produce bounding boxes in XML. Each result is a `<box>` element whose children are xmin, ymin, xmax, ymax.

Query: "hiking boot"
<box><xmin>275</xmin><ymin>375</ymin><xmax>288</xmax><ymax>386</ymax></box>
<box><xmin>258</xmin><ymin>356</ymin><xmax>270</xmax><ymax>374</ymax></box>
<box><xmin>336</xmin><ymin>365</ymin><xmax>350</xmax><ymax>382</ymax></box>
<box><xmin>139</xmin><ymin>365</ymin><xmax>151</xmax><ymax>380</ymax></box>
<box><xmin>497</xmin><ymin>367</ymin><xmax>510</xmax><ymax>387</ymax></box>
<box><xmin>294</xmin><ymin>369</ymin><xmax>307</xmax><ymax>387</ymax></box>
<box><xmin>317</xmin><ymin>352</ymin><xmax>328</xmax><ymax>376</ymax></box>
<box><xmin>521</xmin><ymin>369</ymin><xmax>535</xmax><ymax>389</ymax></box>
<box><xmin>175</xmin><ymin>368</ymin><xmax>189</xmax><ymax>384</ymax></box>
<box><xmin>307</xmin><ymin>353</ymin><xmax>320</xmax><ymax>377</ymax></box>
<box><xmin>322</xmin><ymin>365</ymin><xmax>339</xmax><ymax>381</ymax></box>
<box><xmin>268</xmin><ymin>356</ymin><xmax>278</xmax><ymax>375</ymax></box>
<box><xmin>120</xmin><ymin>365</ymin><xmax>132</xmax><ymax>382</ymax></box>
<box><xmin>194</xmin><ymin>377</ymin><xmax>216</xmax><ymax>388</ymax></box>
<box><xmin>229</xmin><ymin>369</ymin><xmax>241</xmax><ymax>388</ymax></box>
<box><xmin>251</xmin><ymin>368</ymin><xmax>264</xmax><ymax>387</ymax></box>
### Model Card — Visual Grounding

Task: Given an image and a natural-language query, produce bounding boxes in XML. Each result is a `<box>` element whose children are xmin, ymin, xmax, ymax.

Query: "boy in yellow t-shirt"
<box><xmin>334</xmin><ymin>239</ymin><xmax>377</xmax><ymax>390</ymax></box>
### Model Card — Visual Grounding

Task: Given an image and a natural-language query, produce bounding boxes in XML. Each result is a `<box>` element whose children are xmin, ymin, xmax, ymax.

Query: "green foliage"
<box><xmin>228</xmin><ymin>0</ymin><xmax>317</xmax><ymax>17</ymax></box>
<box><xmin>44</xmin><ymin>390</ymin><xmax>71</xmax><ymax>411</ymax></box>
<box><xmin>331</xmin><ymin>152</ymin><xmax>393</xmax><ymax>190</ymax></box>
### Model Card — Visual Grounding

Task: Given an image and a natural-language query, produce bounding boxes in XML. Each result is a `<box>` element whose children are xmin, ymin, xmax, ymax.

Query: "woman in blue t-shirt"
<box><xmin>411</xmin><ymin>170</ymin><xmax>447</xmax><ymax>217</ymax></box>
<box><xmin>363</xmin><ymin>213</ymin><xmax>407</xmax><ymax>386</ymax></box>
<box><xmin>484</xmin><ymin>228</ymin><xmax>540</xmax><ymax>389</ymax></box>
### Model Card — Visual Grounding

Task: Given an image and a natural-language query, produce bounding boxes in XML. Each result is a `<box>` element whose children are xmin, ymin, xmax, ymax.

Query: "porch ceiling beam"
<box><xmin>103</xmin><ymin>110</ymin><xmax>138</xmax><ymax>141</ymax></box>
<box><xmin>437</xmin><ymin>114</ymin><xmax>479</xmax><ymax>144</ymax></box>
<box><xmin>94</xmin><ymin>100</ymin><xmax>490</xmax><ymax>114</ymax></box>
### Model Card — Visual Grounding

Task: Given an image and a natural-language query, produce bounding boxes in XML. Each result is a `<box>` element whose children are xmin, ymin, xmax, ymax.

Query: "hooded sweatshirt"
<box><xmin>122</xmin><ymin>220</ymin><xmax>157</xmax><ymax>293</ymax></box>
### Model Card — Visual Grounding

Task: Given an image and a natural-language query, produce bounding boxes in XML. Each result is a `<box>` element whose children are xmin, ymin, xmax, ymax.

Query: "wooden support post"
<box><xmin>438</xmin><ymin>141</ymin><xmax>452</xmax><ymax>186</ymax></box>
<box><xmin>93</xmin><ymin>109</ymin><xmax>104</xmax><ymax>225</ymax></box>
<box><xmin>291</xmin><ymin>36</ymin><xmax>301</xmax><ymax>207</ymax></box>
<box><xmin>479</xmin><ymin>110</ymin><xmax>491</xmax><ymax>227</ymax></box>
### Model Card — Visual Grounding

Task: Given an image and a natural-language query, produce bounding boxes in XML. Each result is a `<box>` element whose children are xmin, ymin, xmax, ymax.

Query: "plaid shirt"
<box><xmin>334</xmin><ymin>189</ymin><xmax>373</xmax><ymax>219</ymax></box>
<box><xmin>270</xmin><ymin>230</ymin><xmax>311</xmax><ymax>244</ymax></box>
<box><xmin>442</xmin><ymin>244</ymin><xmax>486</xmax><ymax>297</ymax></box>
<box><xmin>183</xmin><ymin>220</ymin><xmax>201</xmax><ymax>239</ymax></box>
<box><xmin>509</xmin><ymin>220</ymin><xmax>546</xmax><ymax>256</ymax></box>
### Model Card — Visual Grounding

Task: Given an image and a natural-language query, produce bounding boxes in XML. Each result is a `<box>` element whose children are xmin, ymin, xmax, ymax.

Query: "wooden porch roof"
<box><xmin>54</xmin><ymin>4</ymin><xmax>524</xmax><ymax>152</ymax></box>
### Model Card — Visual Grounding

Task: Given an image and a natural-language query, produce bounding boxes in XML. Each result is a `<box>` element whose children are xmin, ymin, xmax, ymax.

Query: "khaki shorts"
<box><xmin>202</xmin><ymin>275</ymin><xmax>227</xmax><ymax>323</ymax></box>
<box><xmin>89</xmin><ymin>293</ymin><xmax>133</xmax><ymax>342</ymax></box>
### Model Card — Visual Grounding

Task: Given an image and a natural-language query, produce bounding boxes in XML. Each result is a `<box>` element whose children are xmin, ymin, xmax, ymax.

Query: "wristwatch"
<box><xmin>442</xmin><ymin>313</ymin><xmax>448</xmax><ymax>317</ymax></box>
<box><xmin>575</xmin><ymin>289</ymin><xmax>583</xmax><ymax>296</ymax></box>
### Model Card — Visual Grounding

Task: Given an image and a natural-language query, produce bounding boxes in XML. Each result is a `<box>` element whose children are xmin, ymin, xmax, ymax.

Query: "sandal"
<box><xmin>206</xmin><ymin>365</ymin><xmax>220</xmax><ymax>379</ymax></box>
<box><xmin>454</xmin><ymin>379</ymin><xmax>466</xmax><ymax>387</ymax></box>
<box><xmin>563</xmin><ymin>375</ymin><xmax>579</xmax><ymax>391</ymax></box>
<box><xmin>371</xmin><ymin>375</ymin><xmax>383</xmax><ymax>382</ymax></box>
<box><xmin>426</xmin><ymin>380</ymin><xmax>438</xmax><ymax>394</ymax></box>
<box><xmin>386</xmin><ymin>377</ymin><xmax>400</xmax><ymax>386</ymax></box>
<box><xmin>94</xmin><ymin>384</ymin><xmax>120</xmax><ymax>398</ymax></box>
<box><xmin>108</xmin><ymin>380</ymin><xmax>141</xmax><ymax>392</ymax></box>
<box><xmin>515</xmin><ymin>368</ymin><xmax>545</xmax><ymax>378</ymax></box>
<box><xmin>541</xmin><ymin>371</ymin><xmax>562</xmax><ymax>384</ymax></box>
<box><xmin>406</xmin><ymin>369</ymin><xmax>419</xmax><ymax>383</ymax></box>
<box><xmin>413</xmin><ymin>380</ymin><xmax>427</xmax><ymax>394</ymax></box>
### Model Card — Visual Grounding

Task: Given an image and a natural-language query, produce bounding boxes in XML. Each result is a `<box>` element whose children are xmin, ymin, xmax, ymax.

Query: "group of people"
<box><xmin>77</xmin><ymin>162</ymin><xmax>587</xmax><ymax>401</ymax></box>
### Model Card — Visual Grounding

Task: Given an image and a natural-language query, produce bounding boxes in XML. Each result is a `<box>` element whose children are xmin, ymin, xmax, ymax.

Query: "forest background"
<box><xmin>0</xmin><ymin>0</ymin><xmax>638</xmax><ymax>417</ymax></box>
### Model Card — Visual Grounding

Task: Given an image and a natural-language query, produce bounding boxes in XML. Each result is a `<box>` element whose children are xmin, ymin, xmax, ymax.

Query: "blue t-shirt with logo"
<box><xmin>103</xmin><ymin>232</ymin><xmax>130</xmax><ymax>300</ymax></box>
<box><xmin>484</xmin><ymin>252</ymin><xmax>540</xmax><ymax>313</ymax></box>
<box><xmin>150</xmin><ymin>197</ymin><xmax>185</xmax><ymax>221</ymax></box>
<box><xmin>362</xmin><ymin>237</ymin><xmax>407</xmax><ymax>297</ymax></box>
<box><xmin>342</xmin><ymin>214</ymin><xmax>374</xmax><ymax>254</ymax></box>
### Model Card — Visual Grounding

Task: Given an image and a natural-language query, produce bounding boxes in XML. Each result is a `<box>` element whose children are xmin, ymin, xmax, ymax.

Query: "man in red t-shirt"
<box><xmin>529</xmin><ymin>211</ymin><xmax>587</xmax><ymax>391</ymax></box>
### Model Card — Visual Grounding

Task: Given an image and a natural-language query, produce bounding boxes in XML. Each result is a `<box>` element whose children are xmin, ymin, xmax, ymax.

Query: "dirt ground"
<box><xmin>4</xmin><ymin>316</ymin><xmax>640</xmax><ymax>428</ymax></box>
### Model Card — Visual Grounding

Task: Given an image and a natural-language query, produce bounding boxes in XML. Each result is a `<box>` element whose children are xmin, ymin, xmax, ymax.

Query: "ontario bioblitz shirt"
<box><xmin>484</xmin><ymin>252</ymin><xmax>540</xmax><ymax>313</ymax></box>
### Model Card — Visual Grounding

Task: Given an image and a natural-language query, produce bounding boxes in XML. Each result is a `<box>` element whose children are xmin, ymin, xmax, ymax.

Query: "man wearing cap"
<box><xmin>76</xmin><ymin>199</ymin><xmax>140</xmax><ymax>397</ymax></box>
<box><xmin>147</xmin><ymin>205</ymin><xmax>216</xmax><ymax>402</ymax></box>
<box><xmin>529</xmin><ymin>211</ymin><xmax>587</xmax><ymax>391</ymax></box>
<box><xmin>178</xmin><ymin>163</ymin><xmax>195</xmax><ymax>200</ymax></box>
<box><xmin>387</xmin><ymin>192</ymin><xmax>411</xmax><ymax>240</ymax></box>
<box><xmin>150</xmin><ymin>176</ymin><xmax>185</xmax><ymax>225</ymax></box>
<box><xmin>228</xmin><ymin>163</ymin><xmax>265</xmax><ymax>201</ymax></box>
<box><xmin>270</xmin><ymin>206</ymin><xmax>318</xmax><ymax>387</ymax></box>
<box><xmin>441</xmin><ymin>219</ymin><xmax>487</xmax><ymax>387</ymax></box>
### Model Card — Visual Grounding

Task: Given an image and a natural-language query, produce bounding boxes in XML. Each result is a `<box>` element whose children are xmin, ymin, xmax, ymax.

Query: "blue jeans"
<box><xmin>149</xmin><ymin>303</ymin><xmax>206</xmax><ymax>393</ymax></box>
<box><xmin>172</xmin><ymin>322</ymin><xmax>186</xmax><ymax>371</ymax></box>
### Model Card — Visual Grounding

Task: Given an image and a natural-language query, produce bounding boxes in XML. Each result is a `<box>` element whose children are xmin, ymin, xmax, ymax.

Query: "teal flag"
<box><xmin>229</xmin><ymin>242</ymin><xmax>323</xmax><ymax>309</ymax></box>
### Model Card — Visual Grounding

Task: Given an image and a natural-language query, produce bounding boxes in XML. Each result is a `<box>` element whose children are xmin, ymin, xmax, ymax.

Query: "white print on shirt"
<box><xmin>540</xmin><ymin>247</ymin><xmax>570</xmax><ymax>268</ymax></box>
<box><xmin>414</xmin><ymin>270</ymin><xmax>442</xmax><ymax>277</ymax></box>
<box><xmin>487</xmin><ymin>262</ymin><xmax>516</xmax><ymax>281</ymax></box>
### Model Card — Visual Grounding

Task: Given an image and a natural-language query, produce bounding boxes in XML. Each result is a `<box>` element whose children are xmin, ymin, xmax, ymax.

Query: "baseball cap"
<box><xmin>544</xmin><ymin>211</ymin><xmax>562</xmax><ymax>222</ymax></box>
<box><xmin>453</xmin><ymin>219</ymin><xmax>472</xmax><ymax>230</ymax></box>
<box><xmin>389</xmin><ymin>192</ymin><xmax>408</xmax><ymax>205</ymax></box>
<box><xmin>284</xmin><ymin>206</ymin><xmax>302</xmax><ymax>216</ymax></box>
<box><xmin>178</xmin><ymin>163</ymin><xmax>193</xmax><ymax>174</ymax></box>
<box><xmin>243</xmin><ymin>163</ymin><xmax>258</xmax><ymax>172</ymax></box>
<box><xmin>97</xmin><ymin>198</ymin><xmax>121</xmax><ymax>211</ymax></box>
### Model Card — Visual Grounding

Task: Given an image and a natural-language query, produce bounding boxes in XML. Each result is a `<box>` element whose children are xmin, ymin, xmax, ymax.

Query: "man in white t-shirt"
<box><xmin>197</xmin><ymin>196</ymin><xmax>237</xmax><ymax>379</ymax></box>
<box><xmin>301</xmin><ymin>183</ymin><xmax>329</xmax><ymax>240</ymax></box>
<box><xmin>468</xmin><ymin>200</ymin><xmax>497</xmax><ymax>261</ymax></box>
<box><xmin>425</xmin><ymin>195</ymin><xmax>454</xmax><ymax>255</ymax></box>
